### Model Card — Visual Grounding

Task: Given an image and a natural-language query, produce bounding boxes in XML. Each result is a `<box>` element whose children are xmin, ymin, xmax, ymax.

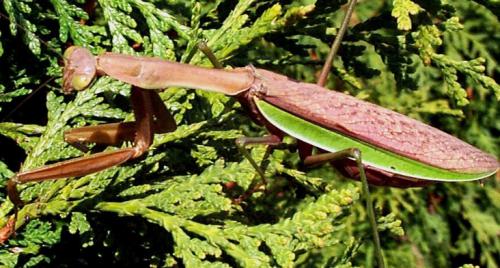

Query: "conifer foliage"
<box><xmin>0</xmin><ymin>0</ymin><xmax>498</xmax><ymax>267</ymax></box>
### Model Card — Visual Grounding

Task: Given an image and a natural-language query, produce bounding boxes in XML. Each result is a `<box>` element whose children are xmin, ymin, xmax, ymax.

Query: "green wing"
<box><xmin>256</xmin><ymin>99</ymin><xmax>496</xmax><ymax>182</ymax></box>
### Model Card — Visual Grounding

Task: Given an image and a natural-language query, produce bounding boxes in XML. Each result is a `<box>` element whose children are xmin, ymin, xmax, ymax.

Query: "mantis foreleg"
<box><xmin>64</xmin><ymin>90</ymin><xmax>175</xmax><ymax>150</ymax></box>
<box><xmin>3</xmin><ymin>88</ymin><xmax>176</xmax><ymax>239</ymax></box>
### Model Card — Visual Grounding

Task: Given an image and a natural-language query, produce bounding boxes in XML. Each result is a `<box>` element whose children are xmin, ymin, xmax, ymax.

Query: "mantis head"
<box><xmin>63</xmin><ymin>46</ymin><xmax>97</xmax><ymax>94</ymax></box>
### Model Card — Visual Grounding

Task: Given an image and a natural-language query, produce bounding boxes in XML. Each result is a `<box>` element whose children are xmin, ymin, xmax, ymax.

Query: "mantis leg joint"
<box><xmin>350</xmin><ymin>148</ymin><xmax>361</xmax><ymax>159</ymax></box>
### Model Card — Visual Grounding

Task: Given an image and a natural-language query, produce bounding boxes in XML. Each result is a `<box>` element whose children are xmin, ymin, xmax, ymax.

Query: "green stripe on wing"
<box><xmin>255</xmin><ymin>99</ymin><xmax>495</xmax><ymax>182</ymax></box>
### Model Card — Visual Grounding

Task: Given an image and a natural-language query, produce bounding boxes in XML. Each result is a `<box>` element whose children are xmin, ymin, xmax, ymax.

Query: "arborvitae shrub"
<box><xmin>0</xmin><ymin>1</ymin><xmax>498</xmax><ymax>267</ymax></box>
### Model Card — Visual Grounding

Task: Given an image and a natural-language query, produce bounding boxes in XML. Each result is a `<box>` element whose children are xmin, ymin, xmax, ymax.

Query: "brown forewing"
<box><xmin>255</xmin><ymin>69</ymin><xmax>498</xmax><ymax>174</ymax></box>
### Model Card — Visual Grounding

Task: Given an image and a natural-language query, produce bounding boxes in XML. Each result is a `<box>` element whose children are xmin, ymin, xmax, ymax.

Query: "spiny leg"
<box><xmin>304</xmin><ymin>148</ymin><xmax>385</xmax><ymax>268</ymax></box>
<box><xmin>311</xmin><ymin>1</ymin><xmax>384</xmax><ymax>263</ymax></box>
<box><xmin>196</xmin><ymin>40</ymin><xmax>278</xmax><ymax>199</ymax></box>
<box><xmin>2</xmin><ymin>87</ymin><xmax>162</xmax><ymax>241</ymax></box>
<box><xmin>0</xmin><ymin>212</ymin><xmax>17</xmax><ymax>243</ymax></box>
<box><xmin>312</xmin><ymin>2</ymin><xmax>383</xmax><ymax>264</ymax></box>
<box><xmin>64</xmin><ymin>91</ymin><xmax>175</xmax><ymax>151</ymax></box>
<box><xmin>9</xmin><ymin>87</ymin><xmax>158</xmax><ymax>201</ymax></box>
<box><xmin>64</xmin><ymin>122</ymin><xmax>136</xmax><ymax>152</ymax></box>
<box><xmin>149</xmin><ymin>90</ymin><xmax>177</xmax><ymax>134</ymax></box>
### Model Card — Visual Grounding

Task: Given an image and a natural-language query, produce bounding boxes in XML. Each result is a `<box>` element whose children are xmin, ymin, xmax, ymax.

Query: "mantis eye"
<box><xmin>71</xmin><ymin>75</ymin><xmax>93</xmax><ymax>91</ymax></box>
<box><xmin>63</xmin><ymin>46</ymin><xmax>96</xmax><ymax>93</ymax></box>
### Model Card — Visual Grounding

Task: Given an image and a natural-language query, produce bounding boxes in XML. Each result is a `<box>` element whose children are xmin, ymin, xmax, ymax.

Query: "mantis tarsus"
<box><xmin>1</xmin><ymin>2</ymin><xmax>499</xmax><ymax>267</ymax></box>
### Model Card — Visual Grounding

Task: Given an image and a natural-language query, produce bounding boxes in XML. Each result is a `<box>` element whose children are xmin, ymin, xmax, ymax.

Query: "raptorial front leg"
<box><xmin>64</xmin><ymin>122</ymin><xmax>137</xmax><ymax>151</ymax></box>
<box><xmin>149</xmin><ymin>90</ymin><xmax>177</xmax><ymax>134</ymax></box>
<box><xmin>7</xmin><ymin>148</ymin><xmax>137</xmax><ymax>206</ymax></box>
<box><xmin>304</xmin><ymin>148</ymin><xmax>385</xmax><ymax>268</ymax></box>
<box><xmin>2</xmin><ymin>87</ymin><xmax>171</xmax><ymax>242</ymax></box>
<box><xmin>64</xmin><ymin>91</ymin><xmax>175</xmax><ymax>151</ymax></box>
<box><xmin>8</xmin><ymin>87</ymin><xmax>158</xmax><ymax>204</ymax></box>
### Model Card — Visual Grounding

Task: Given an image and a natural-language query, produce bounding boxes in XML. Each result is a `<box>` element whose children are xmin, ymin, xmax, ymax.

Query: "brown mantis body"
<box><xmin>2</xmin><ymin>44</ymin><xmax>497</xmax><ymax>239</ymax></box>
<box><xmin>1</xmin><ymin>3</ymin><xmax>498</xmax><ymax>267</ymax></box>
<box><xmin>8</xmin><ymin>47</ymin><xmax>497</xmax><ymax>199</ymax></box>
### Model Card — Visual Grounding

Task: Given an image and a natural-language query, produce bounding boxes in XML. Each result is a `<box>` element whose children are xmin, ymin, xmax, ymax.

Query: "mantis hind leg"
<box><xmin>304</xmin><ymin>148</ymin><xmax>385</xmax><ymax>268</ymax></box>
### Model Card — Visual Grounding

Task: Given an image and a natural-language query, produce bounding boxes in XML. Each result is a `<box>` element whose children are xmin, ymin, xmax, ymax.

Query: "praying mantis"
<box><xmin>0</xmin><ymin>1</ymin><xmax>499</xmax><ymax>267</ymax></box>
